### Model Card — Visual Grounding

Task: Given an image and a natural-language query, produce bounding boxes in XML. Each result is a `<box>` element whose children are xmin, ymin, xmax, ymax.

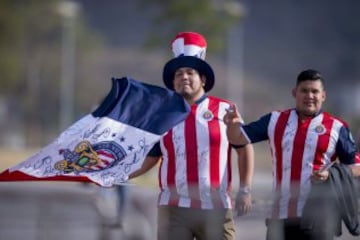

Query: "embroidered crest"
<box><xmin>202</xmin><ymin>110</ymin><xmax>214</xmax><ymax>121</ymax></box>
<box><xmin>314</xmin><ymin>124</ymin><xmax>326</xmax><ymax>134</ymax></box>
<box><xmin>54</xmin><ymin>140</ymin><xmax>126</xmax><ymax>174</ymax></box>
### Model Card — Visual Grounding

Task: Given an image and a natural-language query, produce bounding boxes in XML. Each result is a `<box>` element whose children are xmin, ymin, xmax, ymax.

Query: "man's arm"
<box><xmin>234</xmin><ymin>143</ymin><xmax>254</xmax><ymax>216</ymax></box>
<box><xmin>128</xmin><ymin>156</ymin><xmax>160</xmax><ymax>179</ymax></box>
<box><xmin>238</xmin><ymin>144</ymin><xmax>254</xmax><ymax>191</ymax></box>
<box><xmin>335</xmin><ymin>127</ymin><xmax>360</xmax><ymax>178</ymax></box>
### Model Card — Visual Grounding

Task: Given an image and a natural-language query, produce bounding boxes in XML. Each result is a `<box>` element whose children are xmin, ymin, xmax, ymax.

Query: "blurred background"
<box><xmin>1</xmin><ymin>0</ymin><xmax>359</xmax><ymax>150</ymax></box>
<box><xmin>0</xmin><ymin>0</ymin><xmax>359</xmax><ymax>239</ymax></box>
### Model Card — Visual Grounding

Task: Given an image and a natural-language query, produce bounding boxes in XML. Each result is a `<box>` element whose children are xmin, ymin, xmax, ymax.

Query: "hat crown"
<box><xmin>171</xmin><ymin>32</ymin><xmax>207</xmax><ymax>60</ymax></box>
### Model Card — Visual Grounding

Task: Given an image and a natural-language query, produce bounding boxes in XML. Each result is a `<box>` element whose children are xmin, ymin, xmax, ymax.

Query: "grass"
<box><xmin>0</xmin><ymin>148</ymin><xmax>38</xmax><ymax>172</ymax></box>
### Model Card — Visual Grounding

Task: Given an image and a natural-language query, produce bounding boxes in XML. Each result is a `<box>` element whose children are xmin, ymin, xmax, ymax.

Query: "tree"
<box><xmin>138</xmin><ymin>0</ymin><xmax>244</xmax><ymax>53</ymax></box>
<box><xmin>0</xmin><ymin>0</ymin><xmax>102</xmax><ymax>146</ymax></box>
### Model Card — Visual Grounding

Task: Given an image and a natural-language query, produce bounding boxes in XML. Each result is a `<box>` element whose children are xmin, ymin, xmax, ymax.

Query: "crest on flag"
<box><xmin>54</xmin><ymin>140</ymin><xmax>127</xmax><ymax>174</ymax></box>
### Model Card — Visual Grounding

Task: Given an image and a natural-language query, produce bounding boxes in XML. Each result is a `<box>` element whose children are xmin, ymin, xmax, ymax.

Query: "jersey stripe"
<box><xmin>208</xmin><ymin>99</ymin><xmax>220</xmax><ymax>188</ymax></box>
<box><xmin>219</xmin><ymin>101</ymin><xmax>233</xmax><ymax>208</ymax></box>
<box><xmin>272</xmin><ymin>110</ymin><xmax>291</xmax><ymax>218</ymax></box>
<box><xmin>313</xmin><ymin>114</ymin><xmax>333</xmax><ymax>170</ymax></box>
<box><xmin>185</xmin><ymin>105</ymin><xmax>201</xmax><ymax>208</ymax></box>
<box><xmin>288</xmin><ymin>116</ymin><xmax>310</xmax><ymax>217</ymax></box>
<box><xmin>195</xmin><ymin>99</ymin><xmax>212</xmax><ymax>208</ymax></box>
<box><xmin>162</xmin><ymin>129</ymin><xmax>179</xmax><ymax>206</ymax></box>
<box><xmin>207</xmin><ymin>98</ymin><xmax>223</xmax><ymax>208</ymax></box>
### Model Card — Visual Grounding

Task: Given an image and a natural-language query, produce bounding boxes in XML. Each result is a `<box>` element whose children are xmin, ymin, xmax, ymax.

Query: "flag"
<box><xmin>0</xmin><ymin>77</ymin><xmax>190</xmax><ymax>187</ymax></box>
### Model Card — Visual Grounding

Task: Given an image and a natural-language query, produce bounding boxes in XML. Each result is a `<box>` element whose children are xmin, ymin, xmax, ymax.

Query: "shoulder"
<box><xmin>322</xmin><ymin>112</ymin><xmax>349</xmax><ymax>128</ymax></box>
<box><xmin>206</xmin><ymin>95</ymin><xmax>232</xmax><ymax>104</ymax></box>
<box><xmin>269</xmin><ymin>108</ymin><xmax>292</xmax><ymax>114</ymax></box>
<box><xmin>205</xmin><ymin>95</ymin><xmax>233</xmax><ymax>111</ymax></box>
<box><xmin>268</xmin><ymin>108</ymin><xmax>293</xmax><ymax>118</ymax></box>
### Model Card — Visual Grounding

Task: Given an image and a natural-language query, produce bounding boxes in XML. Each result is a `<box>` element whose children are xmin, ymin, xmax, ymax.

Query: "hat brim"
<box><xmin>162</xmin><ymin>56</ymin><xmax>215</xmax><ymax>92</ymax></box>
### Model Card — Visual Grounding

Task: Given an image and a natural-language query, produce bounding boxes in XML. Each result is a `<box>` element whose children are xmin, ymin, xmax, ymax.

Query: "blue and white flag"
<box><xmin>0</xmin><ymin>77</ymin><xmax>190</xmax><ymax>186</ymax></box>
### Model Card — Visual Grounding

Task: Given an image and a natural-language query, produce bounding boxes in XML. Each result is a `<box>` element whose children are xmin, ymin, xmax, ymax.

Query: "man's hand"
<box><xmin>224</xmin><ymin>105</ymin><xmax>242</xmax><ymax>125</ymax></box>
<box><xmin>224</xmin><ymin>105</ymin><xmax>244</xmax><ymax>145</ymax></box>
<box><xmin>311</xmin><ymin>161</ymin><xmax>335</xmax><ymax>183</ymax></box>
<box><xmin>311</xmin><ymin>169</ymin><xmax>329</xmax><ymax>183</ymax></box>
<box><xmin>234</xmin><ymin>191</ymin><xmax>252</xmax><ymax>217</ymax></box>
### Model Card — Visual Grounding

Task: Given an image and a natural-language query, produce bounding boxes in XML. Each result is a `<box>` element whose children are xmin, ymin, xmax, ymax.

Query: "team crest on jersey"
<box><xmin>202</xmin><ymin>110</ymin><xmax>214</xmax><ymax>121</ymax></box>
<box><xmin>314</xmin><ymin>124</ymin><xmax>326</xmax><ymax>134</ymax></box>
<box><xmin>54</xmin><ymin>140</ymin><xmax>126</xmax><ymax>174</ymax></box>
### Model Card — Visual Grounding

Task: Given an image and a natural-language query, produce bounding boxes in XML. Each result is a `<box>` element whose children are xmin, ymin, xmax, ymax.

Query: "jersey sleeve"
<box><xmin>242</xmin><ymin>113</ymin><xmax>271</xmax><ymax>143</ymax></box>
<box><xmin>335</xmin><ymin>126</ymin><xmax>359</xmax><ymax>165</ymax></box>
<box><xmin>147</xmin><ymin>142</ymin><xmax>162</xmax><ymax>157</ymax></box>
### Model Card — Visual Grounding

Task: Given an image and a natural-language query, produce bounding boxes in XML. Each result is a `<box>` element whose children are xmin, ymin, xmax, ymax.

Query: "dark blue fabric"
<box><xmin>92</xmin><ymin>77</ymin><xmax>190</xmax><ymax>135</ymax></box>
<box><xmin>242</xmin><ymin>113</ymin><xmax>271</xmax><ymax>143</ymax></box>
<box><xmin>147</xmin><ymin>142</ymin><xmax>161</xmax><ymax>157</ymax></box>
<box><xmin>336</xmin><ymin>126</ymin><xmax>358</xmax><ymax>165</ymax></box>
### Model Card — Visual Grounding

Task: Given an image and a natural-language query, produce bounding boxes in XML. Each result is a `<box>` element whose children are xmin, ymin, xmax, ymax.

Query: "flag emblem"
<box><xmin>55</xmin><ymin>140</ymin><xmax>126</xmax><ymax>174</ymax></box>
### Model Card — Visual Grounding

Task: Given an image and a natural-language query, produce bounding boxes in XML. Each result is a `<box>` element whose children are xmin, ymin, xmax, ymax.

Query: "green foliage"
<box><xmin>0</xmin><ymin>0</ymin><xmax>102</xmax><ymax>95</ymax></box>
<box><xmin>0</xmin><ymin>0</ymin><xmax>61</xmax><ymax>94</ymax></box>
<box><xmin>0</xmin><ymin>0</ymin><xmax>104</xmax><ymax>146</ymax></box>
<box><xmin>138</xmin><ymin>0</ymin><xmax>243</xmax><ymax>54</ymax></box>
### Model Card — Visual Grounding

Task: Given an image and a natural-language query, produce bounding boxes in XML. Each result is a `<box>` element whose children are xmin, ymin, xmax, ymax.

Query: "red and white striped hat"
<box><xmin>162</xmin><ymin>32</ymin><xmax>215</xmax><ymax>92</ymax></box>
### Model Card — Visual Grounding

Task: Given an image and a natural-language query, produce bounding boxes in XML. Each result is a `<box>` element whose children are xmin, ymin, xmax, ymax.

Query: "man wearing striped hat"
<box><xmin>130</xmin><ymin>32</ymin><xmax>254</xmax><ymax>240</ymax></box>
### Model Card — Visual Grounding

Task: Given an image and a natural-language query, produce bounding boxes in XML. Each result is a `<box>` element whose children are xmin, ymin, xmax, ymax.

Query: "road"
<box><xmin>0</xmin><ymin>172</ymin><xmax>358</xmax><ymax>240</ymax></box>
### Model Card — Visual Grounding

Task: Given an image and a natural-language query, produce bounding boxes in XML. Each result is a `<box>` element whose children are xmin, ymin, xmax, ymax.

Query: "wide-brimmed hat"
<box><xmin>162</xmin><ymin>32</ymin><xmax>215</xmax><ymax>92</ymax></box>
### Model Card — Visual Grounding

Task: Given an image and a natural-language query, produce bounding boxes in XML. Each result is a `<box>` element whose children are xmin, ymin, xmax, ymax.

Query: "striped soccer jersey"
<box><xmin>242</xmin><ymin>108</ymin><xmax>360</xmax><ymax>219</ymax></box>
<box><xmin>157</xmin><ymin>95</ymin><xmax>234</xmax><ymax>209</ymax></box>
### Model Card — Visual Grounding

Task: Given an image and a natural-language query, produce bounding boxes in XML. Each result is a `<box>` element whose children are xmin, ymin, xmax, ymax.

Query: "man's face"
<box><xmin>173</xmin><ymin>67</ymin><xmax>206</xmax><ymax>101</ymax></box>
<box><xmin>292</xmin><ymin>79</ymin><xmax>326</xmax><ymax>117</ymax></box>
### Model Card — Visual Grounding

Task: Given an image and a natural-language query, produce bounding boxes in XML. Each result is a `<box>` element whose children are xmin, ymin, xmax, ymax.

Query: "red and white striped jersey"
<box><xmin>242</xmin><ymin>108</ymin><xmax>360</xmax><ymax>219</ymax></box>
<box><xmin>157</xmin><ymin>95</ymin><xmax>234</xmax><ymax>209</ymax></box>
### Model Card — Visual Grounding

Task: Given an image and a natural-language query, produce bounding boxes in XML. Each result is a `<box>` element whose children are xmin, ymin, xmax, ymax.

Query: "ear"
<box><xmin>322</xmin><ymin>90</ymin><xmax>326</xmax><ymax>101</ymax></box>
<box><xmin>201</xmin><ymin>75</ymin><xmax>206</xmax><ymax>87</ymax></box>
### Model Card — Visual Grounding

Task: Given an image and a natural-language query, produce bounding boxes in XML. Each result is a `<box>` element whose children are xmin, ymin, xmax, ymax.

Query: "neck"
<box><xmin>185</xmin><ymin>96</ymin><xmax>200</xmax><ymax>105</ymax></box>
<box><xmin>183</xmin><ymin>91</ymin><xmax>205</xmax><ymax>105</ymax></box>
<box><xmin>296</xmin><ymin>110</ymin><xmax>319</xmax><ymax>120</ymax></box>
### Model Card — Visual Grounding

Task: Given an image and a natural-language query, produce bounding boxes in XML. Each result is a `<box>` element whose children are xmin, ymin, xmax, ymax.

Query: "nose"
<box><xmin>308</xmin><ymin>92</ymin><xmax>315</xmax><ymax>98</ymax></box>
<box><xmin>180</xmin><ymin>72</ymin><xmax>189</xmax><ymax>78</ymax></box>
<box><xmin>303</xmin><ymin>90</ymin><xmax>314</xmax><ymax>98</ymax></box>
<box><xmin>177</xmin><ymin>73</ymin><xmax>190</xmax><ymax>82</ymax></box>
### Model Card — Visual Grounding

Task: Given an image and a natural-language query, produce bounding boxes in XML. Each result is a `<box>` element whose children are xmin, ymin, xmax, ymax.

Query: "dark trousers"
<box><xmin>265</xmin><ymin>218</ymin><xmax>335</xmax><ymax>240</ymax></box>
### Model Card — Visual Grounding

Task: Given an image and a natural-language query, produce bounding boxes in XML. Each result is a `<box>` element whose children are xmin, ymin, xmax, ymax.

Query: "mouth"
<box><xmin>181</xmin><ymin>83</ymin><xmax>191</xmax><ymax>89</ymax></box>
<box><xmin>304</xmin><ymin>102</ymin><xmax>315</xmax><ymax>106</ymax></box>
